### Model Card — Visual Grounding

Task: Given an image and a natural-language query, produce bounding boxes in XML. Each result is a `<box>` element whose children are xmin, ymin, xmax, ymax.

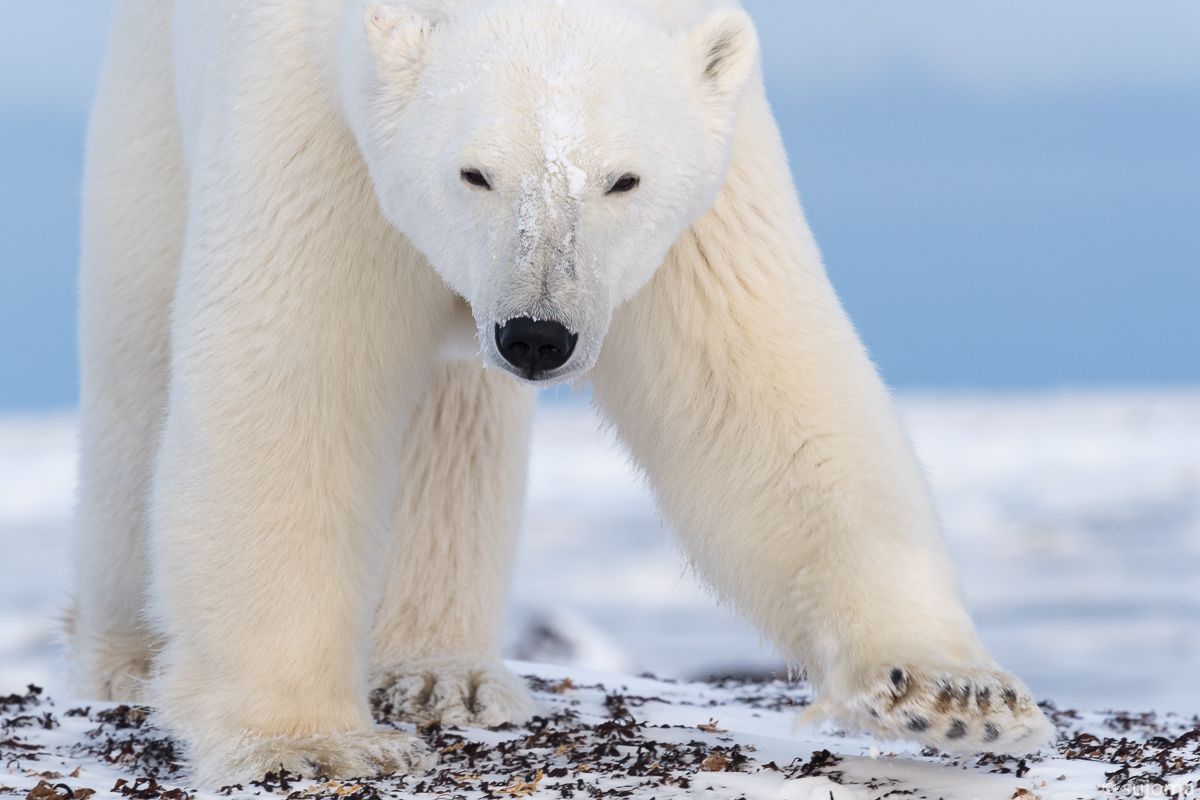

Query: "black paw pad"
<box><xmin>906</xmin><ymin>715</ymin><xmax>929</xmax><ymax>732</ymax></box>
<box><xmin>983</xmin><ymin>722</ymin><xmax>1001</xmax><ymax>743</ymax></box>
<box><xmin>946</xmin><ymin>719</ymin><xmax>967</xmax><ymax>740</ymax></box>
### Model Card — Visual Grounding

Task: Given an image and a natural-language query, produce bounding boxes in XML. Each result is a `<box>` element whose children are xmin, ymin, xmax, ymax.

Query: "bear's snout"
<box><xmin>494</xmin><ymin>317</ymin><xmax>578</xmax><ymax>381</ymax></box>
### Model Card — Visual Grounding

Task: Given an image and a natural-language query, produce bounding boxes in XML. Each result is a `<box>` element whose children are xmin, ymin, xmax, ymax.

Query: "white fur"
<box><xmin>341</xmin><ymin>0</ymin><xmax>756</xmax><ymax>380</ymax></box>
<box><xmin>73</xmin><ymin>0</ymin><xmax>1051</xmax><ymax>786</ymax></box>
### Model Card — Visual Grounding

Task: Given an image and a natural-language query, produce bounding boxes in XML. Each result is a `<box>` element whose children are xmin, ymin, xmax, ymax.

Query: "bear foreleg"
<box><xmin>591</xmin><ymin>84</ymin><xmax>1051</xmax><ymax>753</ymax></box>
<box><xmin>144</xmin><ymin>17</ymin><xmax>454</xmax><ymax>780</ymax></box>
<box><xmin>371</xmin><ymin>358</ymin><xmax>537</xmax><ymax>728</ymax></box>
<box><xmin>71</xmin><ymin>0</ymin><xmax>185</xmax><ymax>702</ymax></box>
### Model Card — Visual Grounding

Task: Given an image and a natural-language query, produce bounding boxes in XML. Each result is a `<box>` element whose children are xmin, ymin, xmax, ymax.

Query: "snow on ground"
<box><xmin>902</xmin><ymin>392</ymin><xmax>1200</xmax><ymax>719</ymax></box>
<box><xmin>1</xmin><ymin>662</ymin><xmax>1197</xmax><ymax>800</ymax></box>
<box><xmin>0</xmin><ymin>412</ymin><xmax>75</xmax><ymax>693</ymax></box>
<box><xmin>1</xmin><ymin>389</ymin><xmax>1199</xmax><ymax>798</ymax></box>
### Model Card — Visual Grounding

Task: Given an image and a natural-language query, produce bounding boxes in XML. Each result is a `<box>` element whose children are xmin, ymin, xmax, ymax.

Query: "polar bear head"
<box><xmin>342</xmin><ymin>0</ymin><xmax>757</xmax><ymax>383</ymax></box>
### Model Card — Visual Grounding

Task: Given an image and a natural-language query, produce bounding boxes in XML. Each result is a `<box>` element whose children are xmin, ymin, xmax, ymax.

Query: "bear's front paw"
<box><xmin>371</xmin><ymin>656</ymin><xmax>536</xmax><ymax>728</ymax></box>
<box><xmin>196</xmin><ymin>729</ymin><xmax>432</xmax><ymax>787</ymax></box>
<box><xmin>804</xmin><ymin>664</ymin><xmax>1053</xmax><ymax>753</ymax></box>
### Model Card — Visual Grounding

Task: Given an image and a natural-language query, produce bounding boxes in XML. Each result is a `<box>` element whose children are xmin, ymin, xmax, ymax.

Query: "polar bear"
<box><xmin>71</xmin><ymin>0</ymin><xmax>1051</xmax><ymax>785</ymax></box>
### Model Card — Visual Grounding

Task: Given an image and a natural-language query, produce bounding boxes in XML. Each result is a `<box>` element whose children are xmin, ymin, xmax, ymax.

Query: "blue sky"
<box><xmin>0</xmin><ymin>0</ymin><xmax>1197</xmax><ymax>407</ymax></box>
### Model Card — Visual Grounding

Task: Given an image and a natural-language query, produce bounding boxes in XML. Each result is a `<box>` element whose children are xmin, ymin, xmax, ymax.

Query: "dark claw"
<box><xmin>906</xmin><ymin>715</ymin><xmax>929</xmax><ymax>732</ymax></box>
<box><xmin>935</xmin><ymin>685</ymin><xmax>954</xmax><ymax>712</ymax></box>
<box><xmin>946</xmin><ymin>719</ymin><xmax>967</xmax><ymax>739</ymax></box>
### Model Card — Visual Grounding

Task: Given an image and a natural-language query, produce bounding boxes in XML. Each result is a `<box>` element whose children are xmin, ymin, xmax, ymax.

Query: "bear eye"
<box><xmin>607</xmin><ymin>174</ymin><xmax>640</xmax><ymax>194</ymax></box>
<box><xmin>461</xmin><ymin>169</ymin><xmax>492</xmax><ymax>190</ymax></box>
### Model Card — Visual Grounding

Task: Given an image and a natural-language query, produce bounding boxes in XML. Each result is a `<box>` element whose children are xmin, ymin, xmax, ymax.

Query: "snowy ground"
<box><xmin>1</xmin><ymin>389</ymin><xmax>1199</xmax><ymax>798</ymax></box>
<box><xmin>1</xmin><ymin>662</ymin><xmax>1198</xmax><ymax>800</ymax></box>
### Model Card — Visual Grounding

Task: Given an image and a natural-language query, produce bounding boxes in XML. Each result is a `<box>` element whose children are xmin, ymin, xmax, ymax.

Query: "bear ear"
<box><xmin>363</xmin><ymin>4</ymin><xmax>435</xmax><ymax>89</ymax></box>
<box><xmin>682</xmin><ymin>8</ymin><xmax>759</xmax><ymax>108</ymax></box>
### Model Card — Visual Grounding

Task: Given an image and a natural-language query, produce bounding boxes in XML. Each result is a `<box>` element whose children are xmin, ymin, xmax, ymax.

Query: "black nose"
<box><xmin>494</xmin><ymin>317</ymin><xmax>578</xmax><ymax>379</ymax></box>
